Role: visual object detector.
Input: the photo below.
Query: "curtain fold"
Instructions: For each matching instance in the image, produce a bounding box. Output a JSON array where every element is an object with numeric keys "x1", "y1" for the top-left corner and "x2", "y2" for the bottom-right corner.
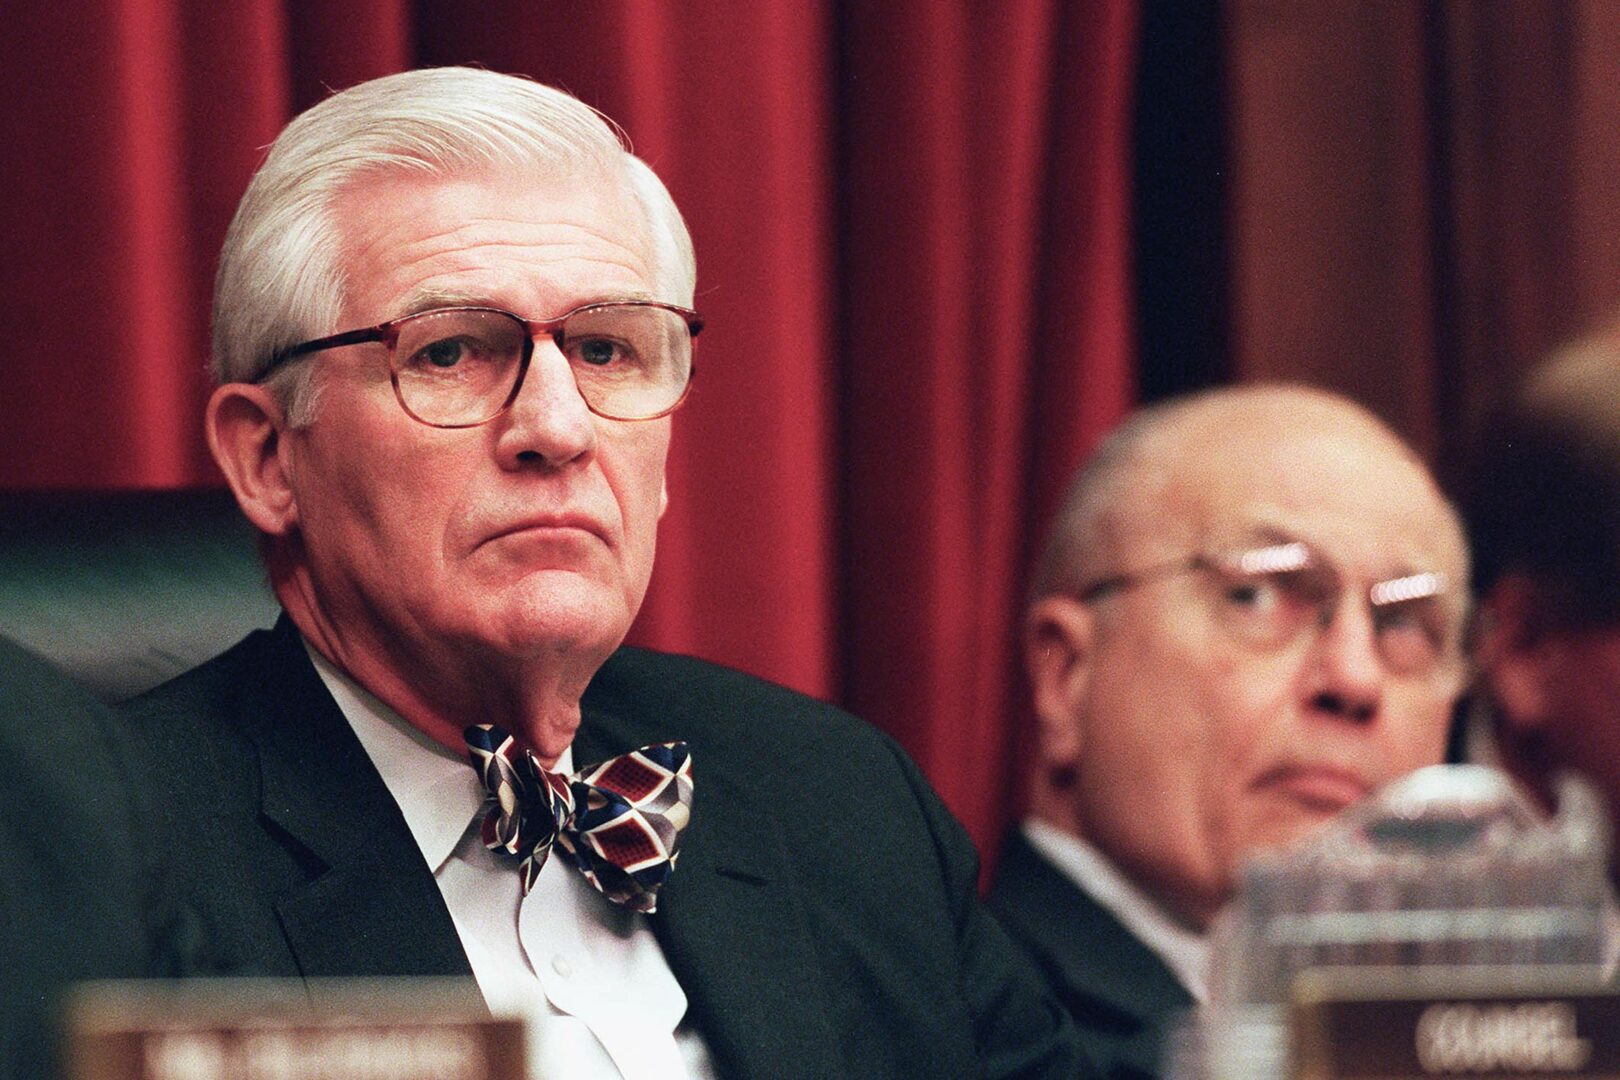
[
  {"x1": 839, "y1": 0, "x2": 1136, "y2": 855},
  {"x1": 0, "y1": 0, "x2": 1136, "y2": 856}
]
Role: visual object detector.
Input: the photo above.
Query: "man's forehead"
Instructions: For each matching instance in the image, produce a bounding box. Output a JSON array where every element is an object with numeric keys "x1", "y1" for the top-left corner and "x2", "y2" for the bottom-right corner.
[
  {"x1": 1201, "y1": 503, "x2": 1455, "y2": 574},
  {"x1": 333, "y1": 165, "x2": 637, "y2": 245},
  {"x1": 1137, "y1": 418, "x2": 1463, "y2": 576},
  {"x1": 330, "y1": 166, "x2": 657, "y2": 316}
]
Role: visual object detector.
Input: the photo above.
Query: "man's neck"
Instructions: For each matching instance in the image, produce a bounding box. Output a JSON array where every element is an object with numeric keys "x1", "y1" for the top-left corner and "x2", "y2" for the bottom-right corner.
[{"x1": 276, "y1": 574, "x2": 594, "y2": 767}]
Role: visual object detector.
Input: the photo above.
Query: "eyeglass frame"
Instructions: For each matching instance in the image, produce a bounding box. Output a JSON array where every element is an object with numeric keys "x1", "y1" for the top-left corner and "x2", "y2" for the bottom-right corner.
[
  {"x1": 255, "y1": 300, "x2": 705, "y2": 428},
  {"x1": 1074, "y1": 541, "x2": 1459, "y2": 677}
]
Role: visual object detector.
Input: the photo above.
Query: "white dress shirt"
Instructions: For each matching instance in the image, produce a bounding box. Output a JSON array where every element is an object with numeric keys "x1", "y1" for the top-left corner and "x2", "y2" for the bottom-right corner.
[
  {"x1": 1021, "y1": 819, "x2": 1211, "y2": 1002},
  {"x1": 308, "y1": 645, "x2": 716, "y2": 1079}
]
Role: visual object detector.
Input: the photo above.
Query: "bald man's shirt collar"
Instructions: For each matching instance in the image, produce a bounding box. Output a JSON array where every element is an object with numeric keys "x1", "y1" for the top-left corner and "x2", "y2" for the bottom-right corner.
[
  {"x1": 305, "y1": 641, "x2": 716, "y2": 1079},
  {"x1": 1022, "y1": 818, "x2": 1210, "y2": 1003}
]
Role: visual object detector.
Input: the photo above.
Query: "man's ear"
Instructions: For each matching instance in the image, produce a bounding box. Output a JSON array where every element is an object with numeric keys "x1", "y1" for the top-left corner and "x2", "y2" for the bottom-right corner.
[
  {"x1": 1475, "y1": 574, "x2": 1558, "y2": 731},
  {"x1": 206, "y1": 383, "x2": 299, "y2": 537},
  {"x1": 1025, "y1": 595, "x2": 1096, "y2": 770}
]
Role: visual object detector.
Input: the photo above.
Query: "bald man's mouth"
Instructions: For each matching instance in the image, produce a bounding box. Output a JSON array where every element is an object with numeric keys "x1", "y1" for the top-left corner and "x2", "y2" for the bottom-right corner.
[{"x1": 1255, "y1": 763, "x2": 1373, "y2": 814}]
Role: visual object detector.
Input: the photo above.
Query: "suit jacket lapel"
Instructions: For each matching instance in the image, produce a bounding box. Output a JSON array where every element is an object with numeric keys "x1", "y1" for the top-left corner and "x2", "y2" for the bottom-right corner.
[
  {"x1": 576, "y1": 698, "x2": 849, "y2": 1080},
  {"x1": 239, "y1": 618, "x2": 472, "y2": 981}
]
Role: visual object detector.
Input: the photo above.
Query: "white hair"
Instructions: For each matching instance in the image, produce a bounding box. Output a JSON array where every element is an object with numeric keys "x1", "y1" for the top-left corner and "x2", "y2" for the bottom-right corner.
[{"x1": 212, "y1": 67, "x2": 696, "y2": 424}]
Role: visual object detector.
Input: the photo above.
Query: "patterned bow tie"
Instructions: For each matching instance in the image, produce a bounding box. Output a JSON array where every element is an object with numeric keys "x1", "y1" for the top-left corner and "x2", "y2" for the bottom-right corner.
[{"x1": 464, "y1": 724, "x2": 693, "y2": 913}]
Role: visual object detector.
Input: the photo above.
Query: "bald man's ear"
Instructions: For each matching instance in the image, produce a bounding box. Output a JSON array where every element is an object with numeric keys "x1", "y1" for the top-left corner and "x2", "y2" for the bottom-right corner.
[
  {"x1": 1025, "y1": 595, "x2": 1096, "y2": 770},
  {"x1": 206, "y1": 383, "x2": 300, "y2": 537},
  {"x1": 1475, "y1": 574, "x2": 1559, "y2": 731}
]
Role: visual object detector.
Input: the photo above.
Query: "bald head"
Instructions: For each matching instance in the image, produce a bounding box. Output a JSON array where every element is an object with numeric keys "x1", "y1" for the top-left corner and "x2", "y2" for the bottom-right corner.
[
  {"x1": 1034, "y1": 385, "x2": 1463, "y2": 602},
  {"x1": 1025, "y1": 384, "x2": 1468, "y2": 927}
]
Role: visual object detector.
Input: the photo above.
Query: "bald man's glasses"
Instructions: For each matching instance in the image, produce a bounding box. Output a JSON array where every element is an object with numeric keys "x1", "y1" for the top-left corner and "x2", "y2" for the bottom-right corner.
[
  {"x1": 1077, "y1": 541, "x2": 1454, "y2": 676},
  {"x1": 262, "y1": 302, "x2": 703, "y2": 427}
]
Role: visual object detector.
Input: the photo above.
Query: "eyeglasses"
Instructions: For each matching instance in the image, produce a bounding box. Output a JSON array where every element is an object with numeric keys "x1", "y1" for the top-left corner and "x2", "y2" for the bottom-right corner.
[
  {"x1": 261, "y1": 301, "x2": 703, "y2": 427},
  {"x1": 1077, "y1": 540, "x2": 1455, "y2": 677}
]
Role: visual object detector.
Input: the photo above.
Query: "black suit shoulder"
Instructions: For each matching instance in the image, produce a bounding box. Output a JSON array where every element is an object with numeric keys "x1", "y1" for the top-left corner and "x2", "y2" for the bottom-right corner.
[
  {"x1": 120, "y1": 626, "x2": 273, "y2": 789},
  {"x1": 0, "y1": 637, "x2": 173, "y2": 957},
  {"x1": 122, "y1": 621, "x2": 283, "y2": 732},
  {"x1": 586, "y1": 645, "x2": 907, "y2": 770},
  {"x1": 586, "y1": 646, "x2": 989, "y2": 915},
  {"x1": 990, "y1": 831, "x2": 1194, "y2": 1080},
  {"x1": 119, "y1": 622, "x2": 455, "y2": 980},
  {"x1": 0, "y1": 638, "x2": 180, "y2": 1080}
]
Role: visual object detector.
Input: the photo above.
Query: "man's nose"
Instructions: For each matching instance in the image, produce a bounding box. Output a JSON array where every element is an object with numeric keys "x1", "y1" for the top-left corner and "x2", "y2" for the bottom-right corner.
[
  {"x1": 493, "y1": 337, "x2": 597, "y2": 466},
  {"x1": 1304, "y1": 596, "x2": 1384, "y2": 724}
]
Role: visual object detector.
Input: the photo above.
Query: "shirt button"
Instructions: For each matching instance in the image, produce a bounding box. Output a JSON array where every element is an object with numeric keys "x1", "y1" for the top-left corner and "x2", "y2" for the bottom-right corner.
[{"x1": 551, "y1": 955, "x2": 572, "y2": 978}]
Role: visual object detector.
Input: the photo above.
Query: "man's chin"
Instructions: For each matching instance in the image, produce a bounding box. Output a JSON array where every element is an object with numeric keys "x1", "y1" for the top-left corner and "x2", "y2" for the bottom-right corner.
[{"x1": 478, "y1": 580, "x2": 636, "y2": 659}]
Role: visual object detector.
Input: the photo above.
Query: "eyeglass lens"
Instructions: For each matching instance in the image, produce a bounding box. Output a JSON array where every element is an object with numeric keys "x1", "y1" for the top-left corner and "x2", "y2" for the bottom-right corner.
[
  {"x1": 1202, "y1": 542, "x2": 1451, "y2": 675},
  {"x1": 390, "y1": 305, "x2": 693, "y2": 426}
]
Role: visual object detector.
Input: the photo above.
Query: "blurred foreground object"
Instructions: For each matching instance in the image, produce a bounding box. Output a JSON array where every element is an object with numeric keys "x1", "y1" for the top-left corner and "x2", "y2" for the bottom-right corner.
[
  {"x1": 64, "y1": 979, "x2": 522, "y2": 1080},
  {"x1": 1165, "y1": 765, "x2": 1619, "y2": 1079}
]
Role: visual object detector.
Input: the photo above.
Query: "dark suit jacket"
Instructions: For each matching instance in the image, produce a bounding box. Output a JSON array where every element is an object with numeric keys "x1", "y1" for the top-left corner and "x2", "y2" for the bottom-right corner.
[
  {"x1": 0, "y1": 637, "x2": 182, "y2": 1080},
  {"x1": 121, "y1": 617, "x2": 1087, "y2": 1079},
  {"x1": 989, "y1": 832, "x2": 1194, "y2": 1080}
]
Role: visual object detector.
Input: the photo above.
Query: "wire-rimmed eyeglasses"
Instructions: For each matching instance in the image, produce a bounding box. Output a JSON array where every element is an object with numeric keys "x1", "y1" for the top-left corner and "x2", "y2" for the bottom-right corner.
[
  {"x1": 1077, "y1": 540, "x2": 1456, "y2": 677},
  {"x1": 260, "y1": 301, "x2": 704, "y2": 427}
]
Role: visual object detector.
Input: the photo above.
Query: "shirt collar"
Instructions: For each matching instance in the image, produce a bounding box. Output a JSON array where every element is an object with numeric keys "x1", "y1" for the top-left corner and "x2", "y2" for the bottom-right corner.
[
  {"x1": 303, "y1": 639, "x2": 575, "y2": 872},
  {"x1": 1021, "y1": 818, "x2": 1211, "y2": 1002}
]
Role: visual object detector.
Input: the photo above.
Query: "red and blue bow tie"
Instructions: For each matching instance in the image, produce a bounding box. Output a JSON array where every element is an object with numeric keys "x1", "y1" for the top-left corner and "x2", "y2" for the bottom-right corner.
[{"x1": 464, "y1": 724, "x2": 694, "y2": 913}]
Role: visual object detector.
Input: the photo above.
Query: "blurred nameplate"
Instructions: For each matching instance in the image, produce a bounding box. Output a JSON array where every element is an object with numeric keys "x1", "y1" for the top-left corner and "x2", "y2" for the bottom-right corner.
[
  {"x1": 1292, "y1": 966, "x2": 1620, "y2": 1080},
  {"x1": 64, "y1": 978, "x2": 525, "y2": 1080}
]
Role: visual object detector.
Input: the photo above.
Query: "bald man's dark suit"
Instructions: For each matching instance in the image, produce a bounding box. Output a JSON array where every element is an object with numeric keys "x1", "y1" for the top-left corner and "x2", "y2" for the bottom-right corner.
[
  {"x1": 989, "y1": 832, "x2": 1194, "y2": 1080},
  {"x1": 121, "y1": 617, "x2": 1087, "y2": 1079}
]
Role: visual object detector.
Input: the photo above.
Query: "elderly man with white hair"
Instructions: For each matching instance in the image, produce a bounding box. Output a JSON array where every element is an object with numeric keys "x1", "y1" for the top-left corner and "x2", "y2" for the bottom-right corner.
[{"x1": 123, "y1": 68, "x2": 1085, "y2": 1080}]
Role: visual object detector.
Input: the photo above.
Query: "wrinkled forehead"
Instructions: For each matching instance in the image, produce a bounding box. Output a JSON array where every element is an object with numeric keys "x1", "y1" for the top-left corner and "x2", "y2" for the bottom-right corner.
[{"x1": 328, "y1": 162, "x2": 664, "y2": 304}]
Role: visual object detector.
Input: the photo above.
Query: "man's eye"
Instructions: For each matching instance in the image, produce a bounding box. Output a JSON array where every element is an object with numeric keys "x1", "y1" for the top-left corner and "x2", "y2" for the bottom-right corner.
[
  {"x1": 1374, "y1": 602, "x2": 1439, "y2": 643},
  {"x1": 415, "y1": 339, "x2": 469, "y2": 369},
  {"x1": 1375, "y1": 602, "x2": 1445, "y2": 670},
  {"x1": 572, "y1": 337, "x2": 630, "y2": 367},
  {"x1": 1375, "y1": 607, "x2": 1417, "y2": 630},
  {"x1": 1224, "y1": 577, "x2": 1279, "y2": 609}
]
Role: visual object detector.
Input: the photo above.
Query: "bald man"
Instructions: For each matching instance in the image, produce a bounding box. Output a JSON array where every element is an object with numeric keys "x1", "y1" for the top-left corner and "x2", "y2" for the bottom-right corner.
[{"x1": 989, "y1": 385, "x2": 1470, "y2": 1079}]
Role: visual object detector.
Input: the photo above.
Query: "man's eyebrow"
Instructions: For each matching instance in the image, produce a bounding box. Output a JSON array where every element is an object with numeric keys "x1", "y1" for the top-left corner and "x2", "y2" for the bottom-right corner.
[
  {"x1": 394, "y1": 289, "x2": 487, "y2": 316},
  {"x1": 391, "y1": 287, "x2": 667, "y2": 319}
]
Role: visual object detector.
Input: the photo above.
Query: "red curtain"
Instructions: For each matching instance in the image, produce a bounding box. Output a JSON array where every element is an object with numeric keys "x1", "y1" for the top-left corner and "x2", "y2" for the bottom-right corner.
[
  {"x1": 1223, "y1": 0, "x2": 1620, "y2": 479},
  {"x1": 0, "y1": 1, "x2": 1136, "y2": 859}
]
